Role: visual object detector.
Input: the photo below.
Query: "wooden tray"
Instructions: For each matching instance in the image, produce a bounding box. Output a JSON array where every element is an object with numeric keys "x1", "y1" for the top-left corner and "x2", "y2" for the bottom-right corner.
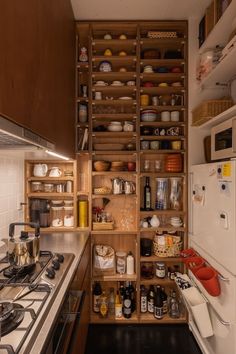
[{"x1": 93, "y1": 222, "x2": 114, "y2": 230}]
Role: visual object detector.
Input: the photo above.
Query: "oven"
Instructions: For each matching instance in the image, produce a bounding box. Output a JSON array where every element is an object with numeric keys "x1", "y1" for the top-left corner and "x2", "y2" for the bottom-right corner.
[{"x1": 211, "y1": 117, "x2": 236, "y2": 160}]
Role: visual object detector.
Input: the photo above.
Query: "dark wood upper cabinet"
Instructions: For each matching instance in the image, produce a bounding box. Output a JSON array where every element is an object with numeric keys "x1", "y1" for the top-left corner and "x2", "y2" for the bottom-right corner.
[{"x1": 0, "y1": 0, "x2": 75, "y2": 157}]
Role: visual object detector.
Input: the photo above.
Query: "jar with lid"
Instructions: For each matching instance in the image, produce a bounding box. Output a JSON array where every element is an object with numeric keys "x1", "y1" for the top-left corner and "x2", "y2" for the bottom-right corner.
[
  {"x1": 155, "y1": 262, "x2": 166, "y2": 278},
  {"x1": 51, "y1": 206, "x2": 63, "y2": 227},
  {"x1": 44, "y1": 183, "x2": 54, "y2": 193},
  {"x1": 31, "y1": 182, "x2": 43, "y2": 192},
  {"x1": 63, "y1": 206, "x2": 74, "y2": 227},
  {"x1": 116, "y1": 251, "x2": 127, "y2": 274}
]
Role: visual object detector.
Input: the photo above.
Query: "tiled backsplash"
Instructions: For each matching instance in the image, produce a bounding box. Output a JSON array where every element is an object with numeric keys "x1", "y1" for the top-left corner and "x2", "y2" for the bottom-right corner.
[{"x1": 0, "y1": 153, "x2": 24, "y2": 240}]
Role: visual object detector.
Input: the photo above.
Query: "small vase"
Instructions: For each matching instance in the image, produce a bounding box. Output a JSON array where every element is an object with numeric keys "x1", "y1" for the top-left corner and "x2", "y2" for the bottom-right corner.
[{"x1": 79, "y1": 47, "x2": 88, "y2": 62}]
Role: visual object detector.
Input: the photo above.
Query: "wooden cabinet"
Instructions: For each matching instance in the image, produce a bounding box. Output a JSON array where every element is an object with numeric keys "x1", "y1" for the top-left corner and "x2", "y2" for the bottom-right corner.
[
  {"x1": 25, "y1": 160, "x2": 77, "y2": 231},
  {"x1": 76, "y1": 20, "x2": 188, "y2": 324},
  {"x1": 0, "y1": 0, "x2": 75, "y2": 157}
]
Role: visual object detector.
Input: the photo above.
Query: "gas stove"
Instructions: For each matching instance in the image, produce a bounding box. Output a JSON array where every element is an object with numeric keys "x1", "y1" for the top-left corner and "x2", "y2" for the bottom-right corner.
[{"x1": 0, "y1": 250, "x2": 75, "y2": 354}]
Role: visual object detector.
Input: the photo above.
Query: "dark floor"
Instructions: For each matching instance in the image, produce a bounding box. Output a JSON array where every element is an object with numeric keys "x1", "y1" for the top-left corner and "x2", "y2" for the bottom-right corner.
[{"x1": 85, "y1": 324, "x2": 203, "y2": 354}]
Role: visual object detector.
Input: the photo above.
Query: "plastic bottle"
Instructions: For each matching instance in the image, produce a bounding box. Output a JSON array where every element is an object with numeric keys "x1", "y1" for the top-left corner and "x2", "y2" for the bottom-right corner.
[{"x1": 126, "y1": 252, "x2": 134, "y2": 275}]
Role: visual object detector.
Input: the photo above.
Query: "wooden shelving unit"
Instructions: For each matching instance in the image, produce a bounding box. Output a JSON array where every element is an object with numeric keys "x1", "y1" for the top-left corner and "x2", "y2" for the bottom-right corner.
[{"x1": 76, "y1": 20, "x2": 188, "y2": 324}]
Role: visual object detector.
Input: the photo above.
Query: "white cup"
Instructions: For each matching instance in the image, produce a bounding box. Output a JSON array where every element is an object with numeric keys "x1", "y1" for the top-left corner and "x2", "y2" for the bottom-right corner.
[
  {"x1": 171, "y1": 111, "x2": 180, "y2": 121},
  {"x1": 95, "y1": 91, "x2": 102, "y2": 100},
  {"x1": 161, "y1": 111, "x2": 170, "y2": 122}
]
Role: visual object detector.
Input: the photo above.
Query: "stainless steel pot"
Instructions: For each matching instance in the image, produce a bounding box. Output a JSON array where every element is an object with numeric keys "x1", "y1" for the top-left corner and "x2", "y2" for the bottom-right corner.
[{"x1": 8, "y1": 222, "x2": 40, "y2": 267}]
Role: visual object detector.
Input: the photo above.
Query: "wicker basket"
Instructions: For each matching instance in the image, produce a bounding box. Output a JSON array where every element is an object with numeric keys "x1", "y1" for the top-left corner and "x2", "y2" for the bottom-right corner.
[
  {"x1": 192, "y1": 99, "x2": 233, "y2": 126},
  {"x1": 153, "y1": 236, "x2": 182, "y2": 257}
]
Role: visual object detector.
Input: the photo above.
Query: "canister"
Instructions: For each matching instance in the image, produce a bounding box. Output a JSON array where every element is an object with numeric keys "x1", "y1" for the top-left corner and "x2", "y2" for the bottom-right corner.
[
  {"x1": 155, "y1": 262, "x2": 166, "y2": 278},
  {"x1": 116, "y1": 251, "x2": 127, "y2": 274},
  {"x1": 141, "y1": 94, "x2": 149, "y2": 106},
  {"x1": 78, "y1": 200, "x2": 88, "y2": 227},
  {"x1": 64, "y1": 206, "x2": 74, "y2": 227}
]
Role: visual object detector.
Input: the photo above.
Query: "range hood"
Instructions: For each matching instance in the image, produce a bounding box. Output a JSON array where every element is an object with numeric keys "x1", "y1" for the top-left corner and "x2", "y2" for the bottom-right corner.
[{"x1": 0, "y1": 114, "x2": 55, "y2": 151}]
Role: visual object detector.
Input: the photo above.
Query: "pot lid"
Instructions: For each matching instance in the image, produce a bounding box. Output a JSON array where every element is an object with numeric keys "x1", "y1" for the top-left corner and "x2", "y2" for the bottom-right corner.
[{"x1": 9, "y1": 231, "x2": 39, "y2": 243}]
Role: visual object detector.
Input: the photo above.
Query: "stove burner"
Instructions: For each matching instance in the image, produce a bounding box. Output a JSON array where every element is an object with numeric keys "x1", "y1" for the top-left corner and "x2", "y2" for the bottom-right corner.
[
  {"x1": 0, "y1": 302, "x2": 24, "y2": 336},
  {"x1": 3, "y1": 263, "x2": 36, "y2": 279}
]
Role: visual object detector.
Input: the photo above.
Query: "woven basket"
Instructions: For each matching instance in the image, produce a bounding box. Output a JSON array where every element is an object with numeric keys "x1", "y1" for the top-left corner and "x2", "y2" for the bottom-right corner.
[
  {"x1": 153, "y1": 236, "x2": 182, "y2": 257},
  {"x1": 192, "y1": 99, "x2": 233, "y2": 126}
]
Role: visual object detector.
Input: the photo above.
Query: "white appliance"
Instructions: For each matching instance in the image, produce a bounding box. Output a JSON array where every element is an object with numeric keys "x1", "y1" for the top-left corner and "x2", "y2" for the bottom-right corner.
[{"x1": 189, "y1": 160, "x2": 236, "y2": 354}]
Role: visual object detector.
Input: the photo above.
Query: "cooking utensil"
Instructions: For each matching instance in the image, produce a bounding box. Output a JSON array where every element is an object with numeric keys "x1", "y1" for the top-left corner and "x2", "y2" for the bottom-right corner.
[{"x1": 8, "y1": 222, "x2": 40, "y2": 267}]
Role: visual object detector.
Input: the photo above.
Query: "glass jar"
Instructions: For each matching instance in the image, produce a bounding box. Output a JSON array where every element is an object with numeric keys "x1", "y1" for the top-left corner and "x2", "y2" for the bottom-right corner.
[
  {"x1": 141, "y1": 262, "x2": 154, "y2": 279},
  {"x1": 155, "y1": 262, "x2": 166, "y2": 278},
  {"x1": 116, "y1": 251, "x2": 127, "y2": 274},
  {"x1": 155, "y1": 178, "x2": 168, "y2": 210},
  {"x1": 44, "y1": 183, "x2": 54, "y2": 193},
  {"x1": 51, "y1": 207, "x2": 63, "y2": 227},
  {"x1": 63, "y1": 206, "x2": 74, "y2": 227},
  {"x1": 31, "y1": 182, "x2": 43, "y2": 192},
  {"x1": 169, "y1": 177, "x2": 182, "y2": 210}
]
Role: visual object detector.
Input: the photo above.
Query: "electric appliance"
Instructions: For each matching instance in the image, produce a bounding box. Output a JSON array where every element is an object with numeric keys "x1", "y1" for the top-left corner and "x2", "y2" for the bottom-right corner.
[
  {"x1": 188, "y1": 160, "x2": 236, "y2": 354},
  {"x1": 211, "y1": 117, "x2": 236, "y2": 160}
]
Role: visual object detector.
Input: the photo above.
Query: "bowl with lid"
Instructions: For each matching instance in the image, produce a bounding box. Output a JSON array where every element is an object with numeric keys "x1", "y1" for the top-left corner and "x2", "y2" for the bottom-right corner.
[{"x1": 107, "y1": 121, "x2": 123, "y2": 132}]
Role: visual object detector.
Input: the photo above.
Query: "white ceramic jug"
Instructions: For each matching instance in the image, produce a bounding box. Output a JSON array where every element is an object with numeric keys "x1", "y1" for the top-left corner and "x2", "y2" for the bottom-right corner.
[{"x1": 33, "y1": 164, "x2": 48, "y2": 177}]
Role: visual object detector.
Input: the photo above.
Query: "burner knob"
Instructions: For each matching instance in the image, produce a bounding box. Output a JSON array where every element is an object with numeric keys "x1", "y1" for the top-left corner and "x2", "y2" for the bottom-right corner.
[
  {"x1": 52, "y1": 259, "x2": 60, "y2": 270},
  {"x1": 56, "y1": 254, "x2": 64, "y2": 263},
  {"x1": 45, "y1": 267, "x2": 55, "y2": 279}
]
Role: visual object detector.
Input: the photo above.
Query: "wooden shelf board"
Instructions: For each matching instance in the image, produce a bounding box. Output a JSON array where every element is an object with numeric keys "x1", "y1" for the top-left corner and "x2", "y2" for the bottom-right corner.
[
  {"x1": 92, "y1": 72, "x2": 136, "y2": 79},
  {"x1": 91, "y1": 230, "x2": 138, "y2": 235},
  {"x1": 140, "y1": 59, "x2": 185, "y2": 66},
  {"x1": 140, "y1": 38, "x2": 186, "y2": 45},
  {"x1": 92, "y1": 274, "x2": 137, "y2": 281},
  {"x1": 92, "y1": 114, "x2": 137, "y2": 120},
  {"x1": 140, "y1": 210, "x2": 185, "y2": 216},
  {"x1": 140, "y1": 172, "x2": 185, "y2": 177},
  {"x1": 140, "y1": 226, "x2": 186, "y2": 232},
  {"x1": 27, "y1": 192, "x2": 74, "y2": 198},
  {"x1": 92, "y1": 150, "x2": 137, "y2": 155},
  {"x1": 140, "y1": 135, "x2": 185, "y2": 140},
  {"x1": 92, "y1": 194, "x2": 137, "y2": 199},
  {"x1": 140, "y1": 121, "x2": 184, "y2": 126},
  {"x1": 92, "y1": 55, "x2": 137, "y2": 62},
  {"x1": 140, "y1": 278, "x2": 175, "y2": 285},
  {"x1": 92, "y1": 39, "x2": 137, "y2": 46},
  {"x1": 92, "y1": 132, "x2": 136, "y2": 138},
  {"x1": 140, "y1": 87, "x2": 185, "y2": 94},
  {"x1": 90, "y1": 313, "x2": 138, "y2": 324},
  {"x1": 92, "y1": 171, "x2": 137, "y2": 176},
  {"x1": 28, "y1": 176, "x2": 74, "y2": 181},
  {"x1": 140, "y1": 313, "x2": 187, "y2": 323},
  {"x1": 92, "y1": 99, "x2": 136, "y2": 105},
  {"x1": 140, "y1": 105, "x2": 186, "y2": 111},
  {"x1": 140, "y1": 149, "x2": 185, "y2": 154},
  {"x1": 140, "y1": 73, "x2": 185, "y2": 80},
  {"x1": 140, "y1": 256, "x2": 183, "y2": 262}
]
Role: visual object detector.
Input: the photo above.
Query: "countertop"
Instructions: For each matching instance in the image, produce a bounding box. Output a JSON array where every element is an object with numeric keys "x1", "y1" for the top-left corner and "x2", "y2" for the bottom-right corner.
[{"x1": 11, "y1": 231, "x2": 90, "y2": 354}]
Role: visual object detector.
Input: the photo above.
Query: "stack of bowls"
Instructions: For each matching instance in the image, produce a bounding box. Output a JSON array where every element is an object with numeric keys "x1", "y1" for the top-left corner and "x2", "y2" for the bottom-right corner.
[
  {"x1": 143, "y1": 65, "x2": 154, "y2": 73},
  {"x1": 141, "y1": 109, "x2": 157, "y2": 122},
  {"x1": 165, "y1": 154, "x2": 182, "y2": 172},
  {"x1": 94, "y1": 161, "x2": 111, "y2": 172},
  {"x1": 170, "y1": 216, "x2": 183, "y2": 227}
]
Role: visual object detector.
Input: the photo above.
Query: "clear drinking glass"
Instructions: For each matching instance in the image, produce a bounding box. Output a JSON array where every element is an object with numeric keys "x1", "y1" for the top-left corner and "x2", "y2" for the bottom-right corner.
[{"x1": 155, "y1": 178, "x2": 168, "y2": 210}]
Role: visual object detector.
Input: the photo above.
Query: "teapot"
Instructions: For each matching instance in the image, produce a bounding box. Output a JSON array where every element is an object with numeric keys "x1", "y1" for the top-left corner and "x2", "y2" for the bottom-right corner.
[
  {"x1": 33, "y1": 164, "x2": 48, "y2": 177},
  {"x1": 49, "y1": 167, "x2": 62, "y2": 178}
]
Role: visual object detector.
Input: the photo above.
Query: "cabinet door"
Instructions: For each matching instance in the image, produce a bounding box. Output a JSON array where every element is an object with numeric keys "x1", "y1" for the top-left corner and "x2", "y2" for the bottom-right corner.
[{"x1": 0, "y1": 0, "x2": 75, "y2": 157}]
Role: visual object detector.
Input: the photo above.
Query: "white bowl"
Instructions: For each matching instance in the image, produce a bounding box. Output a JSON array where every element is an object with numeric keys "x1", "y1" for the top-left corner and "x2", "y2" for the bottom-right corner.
[
  {"x1": 107, "y1": 125, "x2": 123, "y2": 132},
  {"x1": 141, "y1": 113, "x2": 157, "y2": 122}
]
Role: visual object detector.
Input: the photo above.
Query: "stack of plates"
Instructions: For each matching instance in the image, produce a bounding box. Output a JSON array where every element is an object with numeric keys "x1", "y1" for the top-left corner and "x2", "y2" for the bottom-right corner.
[
  {"x1": 141, "y1": 109, "x2": 157, "y2": 122},
  {"x1": 170, "y1": 216, "x2": 183, "y2": 227},
  {"x1": 110, "y1": 161, "x2": 125, "y2": 171}
]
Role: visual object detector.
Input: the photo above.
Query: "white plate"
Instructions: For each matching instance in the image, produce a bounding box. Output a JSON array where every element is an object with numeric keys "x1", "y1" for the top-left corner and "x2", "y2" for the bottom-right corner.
[
  {"x1": 111, "y1": 83, "x2": 124, "y2": 86},
  {"x1": 119, "y1": 96, "x2": 133, "y2": 100}
]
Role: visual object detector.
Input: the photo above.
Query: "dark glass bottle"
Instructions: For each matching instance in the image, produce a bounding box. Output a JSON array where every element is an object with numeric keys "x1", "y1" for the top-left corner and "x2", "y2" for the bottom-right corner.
[
  {"x1": 123, "y1": 288, "x2": 132, "y2": 319},
  {"x1": 127, "y1": 281, "x2": 136, "y2": 312},
  {"x1": 144, "y1": 177, "x2": 151, "y2": 210},
  {"x1": 154, "y1": 285, "x2": 163, "y2": 319},
  {"x1": 161, "y1": 287, "x2": 168, "y2": 314},
  {"x1": 147, "y1": 285, "x2": 155, "y2": 313},
  {"x1": 93, "y1": 281, "x2": 102, "y2": 313},
  {"x1": 140, "y1": 285, "x2": 148, "y2": 313}
]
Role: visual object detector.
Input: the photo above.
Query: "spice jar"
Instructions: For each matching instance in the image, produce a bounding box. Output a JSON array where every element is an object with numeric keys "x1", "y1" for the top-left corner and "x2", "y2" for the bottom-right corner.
[
  {"x1": 64, "y1": 206, "x2": 74, "y2": 227},
  {"x1": 51, "y1": 207, "x2": 63, "y2": 227},
  {"x1": 31, "y1": 182, "x2": 43, "y2": 192},
  {"x1": 155, "y1": 262, "x2": 166, "y2": 278}
]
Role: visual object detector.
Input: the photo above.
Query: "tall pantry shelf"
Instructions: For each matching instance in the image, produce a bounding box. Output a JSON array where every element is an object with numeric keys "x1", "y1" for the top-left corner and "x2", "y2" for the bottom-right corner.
[{"x1": 75, "y1": 20, "x2": 188, "y2": 324}]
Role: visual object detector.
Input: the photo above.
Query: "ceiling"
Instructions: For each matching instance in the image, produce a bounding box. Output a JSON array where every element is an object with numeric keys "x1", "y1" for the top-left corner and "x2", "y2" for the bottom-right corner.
[{"x1": 71, "y1": 0, "x2": 212, "y2": 21}]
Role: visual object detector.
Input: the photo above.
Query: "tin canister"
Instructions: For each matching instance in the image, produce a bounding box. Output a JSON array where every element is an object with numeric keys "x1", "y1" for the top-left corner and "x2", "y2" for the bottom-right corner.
[
  {"x1": 141, "y1": 94, "x2": 149, "y2": 106},
  {"x1": 78, "y1": 200, "x2": 88, "y2": 227}
]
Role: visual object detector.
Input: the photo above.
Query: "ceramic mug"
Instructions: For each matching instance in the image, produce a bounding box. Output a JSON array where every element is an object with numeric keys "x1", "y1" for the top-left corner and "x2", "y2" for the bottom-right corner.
[
  {"x1": 171, "y1": 111, "x2": 180, "y2": 121},
  {"x1": 49, "y1": 167, "x2": 62, "y2": 177},
  {"x1": 95, "y1": 91, "x2": 102, "y2": 100},
  {"x1": 141, "y1": 141, "x2": 150, "y2": 150},
  {"x1": 171, "y1": 141, "x2": 182, "y2": 150},
  {"x1": 141, "y1": 94, "x2": 149, "y2": 106},
  {"x1": 161, "y1": 111, "x2": 170, "y2": 122},
  {"x1": 150, "y1": 141, "x2": 160, "y2": 150},
  {"x1": 33, "y1": 164, "x2": 48, "y2": 177}
]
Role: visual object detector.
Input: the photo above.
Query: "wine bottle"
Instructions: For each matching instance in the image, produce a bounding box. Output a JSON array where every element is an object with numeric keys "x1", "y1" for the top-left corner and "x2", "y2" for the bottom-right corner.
[
  {"x1": 123, "y1": 288, "x2": 132, "y2": 318},
  {"x1": 147, "y1": 285, "x2": 155, "y2": 313},
  {"x1": 161, "y1": 287, "x2": 168, "y2": 314},
  {"x1": 140, "y1": 285, "x2": 148, "y2": 313},
  {"x1": 154, "y1": 285, "x2": 163, "y2": 319},
  {"x1": 92, "y1": 281, "x2": 102, "y2": 313},
  {"x1": 144, "y1": 177, "x2": 151, "y2": 210},
  {"x1": 108, "y1": 287, "x2": 115, "y2": 316}
]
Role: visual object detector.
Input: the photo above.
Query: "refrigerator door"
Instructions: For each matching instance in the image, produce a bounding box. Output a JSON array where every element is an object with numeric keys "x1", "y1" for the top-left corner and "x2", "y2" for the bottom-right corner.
[{"x1": 190, "y1": 161, "x2": 236, "y2": 275}]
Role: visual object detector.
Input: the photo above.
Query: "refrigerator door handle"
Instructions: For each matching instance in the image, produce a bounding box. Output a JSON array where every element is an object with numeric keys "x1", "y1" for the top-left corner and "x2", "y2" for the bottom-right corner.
[
  {"x1": 218, "y1": 273, "x2": 230, "y2": 282},
  {"x1": 189, "y1": 172, "x2": 194, "y2": 235}
]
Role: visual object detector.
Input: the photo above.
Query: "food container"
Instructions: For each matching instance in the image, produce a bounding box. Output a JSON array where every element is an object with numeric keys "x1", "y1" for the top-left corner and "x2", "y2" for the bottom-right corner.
[
  {"x1": 51, "y1": 200, "x2": 64, "y2": 207},
  {"x1": 78, "y1": 200, "x2": 88, "y2": 227},
  {"x1": 155, "y1": 262, "x2": 166, "y2": 278},
  {"x1": 31, "y1": 182, "x2": 43, "y2": 193},
  {"x1": 141, "y1": 262, "x2": 154, "y2": 279},
  {"x1": 141, "y1": 109, "x2": 157, "y2": 122},
  {"x1": 116, "y1": 251, "x2": 127, "y2": 274},
  {"x1": 141, "y1": 94, "x2": 149, "y2": 106},
  {"x1": 64, "y1": 206, "x2": 74, "y2": 227},
  {"x1": 51, "y1": 207, "x2": 63, "y2": 227},
  {"x1": 44, "y1": 183, "x2": 54, "y2": 193}
]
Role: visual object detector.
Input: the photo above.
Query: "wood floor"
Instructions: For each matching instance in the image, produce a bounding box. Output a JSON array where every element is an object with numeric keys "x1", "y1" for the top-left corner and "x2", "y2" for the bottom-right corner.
[{"x1": 85, "y1": 324, "x2": 203, "y2": 354}]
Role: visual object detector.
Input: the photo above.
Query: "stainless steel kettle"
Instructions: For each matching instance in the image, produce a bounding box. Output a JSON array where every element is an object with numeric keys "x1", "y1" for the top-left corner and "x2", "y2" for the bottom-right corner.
[
  {"x1": 8, "y1": 222, "x2": 40, "y2": 267},
  {"x1": 111, "y1": 177, "x2": 124, "y2": 194}
]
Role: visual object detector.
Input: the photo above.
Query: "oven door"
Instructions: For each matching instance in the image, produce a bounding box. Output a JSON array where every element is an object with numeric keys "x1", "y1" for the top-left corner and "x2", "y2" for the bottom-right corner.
[{"x1": 52, "y1": 289, "x2": 85, "y2": 354}]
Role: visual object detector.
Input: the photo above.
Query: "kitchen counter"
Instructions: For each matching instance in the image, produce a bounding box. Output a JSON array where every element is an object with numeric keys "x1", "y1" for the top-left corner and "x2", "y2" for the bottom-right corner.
[{"x1": 17, "y1": 231, "x2": 90, "y2": 354}]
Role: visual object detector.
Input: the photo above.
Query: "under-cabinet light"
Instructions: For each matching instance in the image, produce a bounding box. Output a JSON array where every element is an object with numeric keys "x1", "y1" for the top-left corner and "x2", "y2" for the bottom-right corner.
[{"x1": 45, "y1": 150, "x2": 70, "y2": 161}]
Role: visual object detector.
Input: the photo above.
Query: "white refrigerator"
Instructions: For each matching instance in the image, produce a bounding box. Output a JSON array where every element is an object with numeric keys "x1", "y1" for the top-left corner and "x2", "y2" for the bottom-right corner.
[{"x1": 188, "y1": 160, "x2": 236, "y2": 354}]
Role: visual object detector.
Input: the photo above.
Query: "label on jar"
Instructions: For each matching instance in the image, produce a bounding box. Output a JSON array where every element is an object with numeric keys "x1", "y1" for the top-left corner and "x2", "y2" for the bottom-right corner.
[
  {"x1": 116, "y1": 256, "x2": 126, "y2": 274},
  {"x1": 155, "y1": 268, "x2": 165, "y2": 278}
]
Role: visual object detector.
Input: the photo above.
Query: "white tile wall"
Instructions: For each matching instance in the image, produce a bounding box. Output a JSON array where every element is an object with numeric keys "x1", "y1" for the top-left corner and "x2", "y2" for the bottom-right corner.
[{"x1": 0, "y1": 152, "x2": 24, "y2": 240}]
